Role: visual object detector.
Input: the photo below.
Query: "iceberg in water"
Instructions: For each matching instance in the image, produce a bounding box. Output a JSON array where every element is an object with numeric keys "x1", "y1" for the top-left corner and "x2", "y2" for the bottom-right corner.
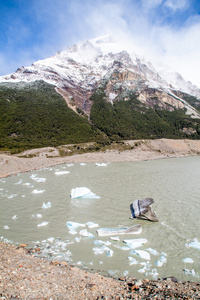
[
  {"x1": 66, "y1": 221, "x2": 85, "y2": 234},
  {"x1": 70, "y1": 187, "x2": 100, "y2": 199},
  {"x1": 37, "y1": 221, "x2": 49, "y2": 227},
  {"x1": 42, "y1": 202, "x2": 51, "y2": 209},
  {"x1": 79, "y1": 229, "x2": 95, "y2": 238},
  {"x1": 130, "y1": 249, "x2": 151, "y2": 260},
  {"x1": 183, "y1": 258, "x2": 194, "y2": 263},
  {"x1": 186, "y1": 238, "x2": 200, "y2": 250},
  {"x1": 55, "y1": 171, "x2": 70, "y2": 175},
  {"x1": 123, "y1": 238, "x2": 148, "y2": 249},
  {"x1": 95, "y1": 163, "x2": 108, "y2": 167}
]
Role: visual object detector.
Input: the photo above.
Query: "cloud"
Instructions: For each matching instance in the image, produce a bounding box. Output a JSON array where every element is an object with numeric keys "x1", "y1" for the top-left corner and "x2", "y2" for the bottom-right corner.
[
  {"x1": 164, "y1": 0, "x2": 189, "y2": 11},
  {"x1": 0, "y1": 0, "x2": 200, "y2": 87}
]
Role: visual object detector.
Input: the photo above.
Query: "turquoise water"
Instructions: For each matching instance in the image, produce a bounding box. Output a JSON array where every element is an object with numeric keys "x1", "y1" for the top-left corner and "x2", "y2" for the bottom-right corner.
[{"x1": 1, "y1": 156, "x2": 200, "y2": 281}]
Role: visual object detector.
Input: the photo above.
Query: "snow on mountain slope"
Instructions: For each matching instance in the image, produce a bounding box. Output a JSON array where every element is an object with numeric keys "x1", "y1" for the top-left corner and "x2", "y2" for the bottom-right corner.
[{"x1": 0, "y1": 35, "x2": 200, "y2": 116}]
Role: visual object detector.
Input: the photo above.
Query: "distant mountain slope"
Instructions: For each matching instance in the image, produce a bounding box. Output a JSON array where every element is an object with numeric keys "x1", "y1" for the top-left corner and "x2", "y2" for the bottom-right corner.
[
  {"x1": 0, "y1": 81, "x2": 102, "y2": 151},
  {"x1": 1, "y1": 36, "x2": 200, "y2": 151}
]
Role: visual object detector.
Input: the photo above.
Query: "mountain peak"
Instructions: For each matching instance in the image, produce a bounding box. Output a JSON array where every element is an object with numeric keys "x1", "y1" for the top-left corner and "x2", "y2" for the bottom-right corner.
[{"x1": 0, "y1": 35, "x2": 200, "y2": 106}]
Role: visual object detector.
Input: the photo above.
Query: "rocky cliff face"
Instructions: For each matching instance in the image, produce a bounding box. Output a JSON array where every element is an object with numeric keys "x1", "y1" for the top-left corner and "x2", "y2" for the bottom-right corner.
[{"x1": 0, "y1": 35, "x2": 200, "y2": 118}]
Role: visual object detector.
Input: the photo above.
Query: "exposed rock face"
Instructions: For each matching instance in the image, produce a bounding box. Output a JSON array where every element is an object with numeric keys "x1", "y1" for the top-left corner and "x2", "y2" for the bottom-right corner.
[{"x1": 0, "y1": 35, "x2": 200, "y2": 117}]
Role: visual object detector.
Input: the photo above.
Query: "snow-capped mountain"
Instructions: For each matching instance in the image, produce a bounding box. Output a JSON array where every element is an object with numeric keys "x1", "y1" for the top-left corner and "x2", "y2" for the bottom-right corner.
[{"x1": 1, "y1": 35, "x2": 200, "y2": 117}]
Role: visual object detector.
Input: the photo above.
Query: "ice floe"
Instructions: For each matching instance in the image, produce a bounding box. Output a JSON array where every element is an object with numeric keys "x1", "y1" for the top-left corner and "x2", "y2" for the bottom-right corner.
[
  {"x1": 70, "y1": 187, "x2": 100, "y2": 199},
  {"x1": 66, "y1": 221, "x2": 85, "y2": 229},
  {"x1": 42, "y1": 201, "x2": 51, "y2": 209},
  {"x1": 55, "y1": 171, "x2": 70, "y2": 175},
  {"x1": 32, "y1": 189, "x2": 45, "y2": 194},
  {"x1": 7, "y1": 194, "x2": 18, "y2": 199},
  {"x1": 155, "y1": 252, "x2": 167, "y2": 267},
  {"x1": 184, "y1": 269, "x2": 199, "y2": 278},
  {"x1": 183, "y1": 258, "x2": 194, "y2": 263},
  {"x1": 37, "y1": 221, "x2": 49, "y2": 227},
  {"x1": 32, "y1": 213, "x2": 43, "y2": 218},
  {"x1": 95, "y1": 163, "x2": 108, "y2": 167},
  {"x1": 86, "y1": 221, "x2": 99, "y2": 228},
  {"x1": 97, "y1": 224, "x2": 142, "y2": 236},
  {"x1": 130, "y1": 249, "x2": 151, "y2": 260},
  {"x1": 186, "y1": 238, "x2": 200, "y2": 250},
  {"x1": 79, "y1": 229, "x2": 95, "y2": 238},
  {"x1": 123, "y1": 238, "x2": 148, "y2": 249},
  {"x1": 3, "y1": 225, "x2": 9, "y2": 230},
  {"x1": 30, "y1": 174, "x2": 46, "y2": 182},
  {"x1": 12, "y1": 215, "x2": 18, "y2": 220},
  {"x1": 146, "y1": 248, "x2": 159, "y2": 256},
  {"x1": 127, "y1": 256, "x2": 138, "y2": 265},
  {"x1": 92, "y1": 245, "x2": 113, "y2": 256}
]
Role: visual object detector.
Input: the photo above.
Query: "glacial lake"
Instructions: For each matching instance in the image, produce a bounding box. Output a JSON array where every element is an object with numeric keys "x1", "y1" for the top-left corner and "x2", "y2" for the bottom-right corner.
[{"x1": 1, "y1": 156, "x2": 200, "y2": 281}]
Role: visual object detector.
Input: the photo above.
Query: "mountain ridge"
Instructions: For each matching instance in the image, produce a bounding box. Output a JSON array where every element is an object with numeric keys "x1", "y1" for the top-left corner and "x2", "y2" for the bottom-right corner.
[{"x1": 1, "y1": 36, "x2": 200, "y2": 151}]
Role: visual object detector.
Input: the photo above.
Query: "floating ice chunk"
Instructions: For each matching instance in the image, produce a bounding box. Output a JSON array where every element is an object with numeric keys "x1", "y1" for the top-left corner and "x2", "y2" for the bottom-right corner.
[
  {"x1": 115, "y1": 245, "x2": 131, "y2": 251},
  {"x1": 160, "y1": 253, "x2": 167, "y2": 263},
  {"x1": 14, "y1": 179, "x2": 23, "y2": 185},
  {"x1": 86, "y1": 221, "x2": 99, "y2": 228},
  {"x1": 42, "y1": 202, "x2": 51, "y2": 209},
  {"x1": 184, "y1": 269, "x2": 199, "y2": 277},
  {"x1": 149, "y1": 268, "x2": 159, "y2": 280},
  {"x1": 30, "y1": 174, "x2": 46, "y2": 182},
  {"x1": 80, "y1": 163, "x2": 86, "y2": 166},
  {"x1": 23, "y1": 182, "x2": 31, "y2": 186},
  {"x1": 70, "y1": 187, "x2": 100, "y2": 199},
  {"x1": 35, "y1": 178, "x2": 46, "y2": 183},
  {"x1": 108, "y1": 270, "x2": 118, "y2": 276},
  {"x1": 75, "y1": 237, "x2": 81, "y2": 242},
  {"x1": 97, "y1": 225, "x2": 142, "y2": 236},
  {"x1": 127, "y1": 256, "x2": 138, "y2": 265},
  {"x1": 123, "y1": 238, "x2": 148, "y2": 249},
  {"x1": 37, "y1": 221, "x2": 49, "y2": 227},
  {"x1": 123, "y1": 270, "x2": 129, "y2": 276},
  {"x1": 69, "y1": 230, "x2": 78, "y2": 235},
  {"x1": 66, "y1": 163, "x2": 73, "y2": 167},
  {"x1": 47, "y1": 237, "x2": 55, "y2": 243},
  {"x1": 186, "y1": 239, "x2": 200, "y2": 250},
  {"x1": 4, "y1": 225, "x2": 9, "y2": 230},
  {"x1": 93, "y1": 240, "x2": 111, "y2": 246},
  {"x1": 155, "y1": 260, "x2": 164, "y2": 267},
  {"x1": 8, "y1": 194, "x2": 17, "y2": 199},
  {"x1": 138, "y1": 266, "x2": 146, "y2": 273},
  {"x1": 106, "y1": 249, "x2": 113, "y2": 257},
  {"x1": 93, "y1": 240, "x2": 105, "y2": 246},
  {"x1": 66, "y1": 221, "x2": 85, "y2": 229},
  {"x1": 95, "y1": 163, "x2": 108, "y2": 167},
  {"x1": 32, "y1": 213, "x2": 43, "y2": 218},
  {"x1": 79, "y1": 229, "x2": 95, "y2": 238},
  {"x1": 155, "y1": 253, "x2": 167, "y2": 267},
  {"x1": 32, "y1": 189, "x2": 45, "y2": 194},
  {"x1": 110, "y1": 236, "x2": 120, "y2": 241},
  {"x1": 146, "y1": 248, "x2": 159, "y2": 256},
  {"x1": 55, "y1": 171, "x2": 70, "y2": 175},
  {"x1": 183, "y1": 258, "x2": 194, "y2": 263},
  {"x1": 130, "y1": 250, "x2": 151, "y2": 260},
  {"x1": 12, "y1": 215, "x2": 18, "y2": 220},
  {"x1": 93, "y1": 245, "x2": 111, "y2": 255}
]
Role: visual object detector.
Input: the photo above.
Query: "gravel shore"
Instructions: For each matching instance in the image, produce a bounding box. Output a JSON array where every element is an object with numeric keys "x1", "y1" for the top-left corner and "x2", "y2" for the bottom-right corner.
[
  {"x1": 1, "y1": 242, "x2": 200, "y2": 299},
  {"x1": 1, "y1": 139, "x2": 200, "y2": 299}
]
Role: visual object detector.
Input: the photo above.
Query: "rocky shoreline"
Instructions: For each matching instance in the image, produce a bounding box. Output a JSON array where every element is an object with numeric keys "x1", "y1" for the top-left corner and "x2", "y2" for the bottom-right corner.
[
  {"x1": 1, "y1": 242, "x2": 200, "y2": 299},
  {"x1": 1, "y1": 138, "x2": 200, "y2": 299}
]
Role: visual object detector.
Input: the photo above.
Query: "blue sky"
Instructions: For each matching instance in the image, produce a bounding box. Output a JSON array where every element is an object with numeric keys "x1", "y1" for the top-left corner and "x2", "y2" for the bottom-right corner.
[{"x1": 1, "y1": 0, "x2": 200, "y2": 86}]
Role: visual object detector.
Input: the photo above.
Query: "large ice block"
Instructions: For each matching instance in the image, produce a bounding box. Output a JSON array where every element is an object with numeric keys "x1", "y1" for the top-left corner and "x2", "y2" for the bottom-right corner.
[{"x1": 70, "y1": 187, "x2": 100, "y2": 199}]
